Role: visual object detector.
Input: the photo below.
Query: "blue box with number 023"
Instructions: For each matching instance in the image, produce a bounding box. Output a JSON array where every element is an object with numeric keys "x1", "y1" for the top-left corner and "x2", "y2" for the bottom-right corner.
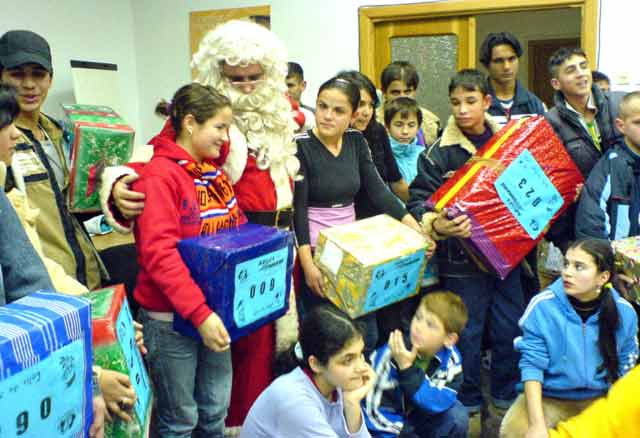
[
  {"x1": 0, "y1": 292, "x2": 93, "y2": 438},
  {"x1": 175, "y1": 223, "x2": 294, "y2": 341}
]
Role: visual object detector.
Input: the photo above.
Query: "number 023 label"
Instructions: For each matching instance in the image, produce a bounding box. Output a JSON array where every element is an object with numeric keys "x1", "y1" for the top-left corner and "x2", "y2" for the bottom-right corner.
[{"x1": 494, "y1": 149, "x2": 563, "y2": 239}]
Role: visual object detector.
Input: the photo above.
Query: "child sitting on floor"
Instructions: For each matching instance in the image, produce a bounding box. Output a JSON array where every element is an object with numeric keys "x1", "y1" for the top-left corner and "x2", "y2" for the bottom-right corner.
[{"x1": 364, "y1": 291, "x2": 469, "y2": 438}]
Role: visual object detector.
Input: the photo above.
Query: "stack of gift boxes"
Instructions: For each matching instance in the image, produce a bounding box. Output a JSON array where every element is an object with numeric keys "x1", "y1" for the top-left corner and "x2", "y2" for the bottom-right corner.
[{"x1": 61, "y1": 104, "x2": 135, "y2": 213}]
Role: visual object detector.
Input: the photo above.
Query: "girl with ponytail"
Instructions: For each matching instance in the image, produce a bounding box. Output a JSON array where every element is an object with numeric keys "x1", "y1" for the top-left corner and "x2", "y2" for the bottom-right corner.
[
  {"x1": 134, "y1": 83, "x2": 243, "y2": 436},
  {"x1": 241, "y1": 306, "x2": 374, "y2": 437},
  {"x1": 501, "y1": 238, "x2": 639, "y2": 438}
]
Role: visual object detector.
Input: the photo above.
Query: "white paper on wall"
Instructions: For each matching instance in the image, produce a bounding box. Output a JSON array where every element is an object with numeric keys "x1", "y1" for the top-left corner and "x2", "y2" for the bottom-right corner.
[{"x1": 70, "y1": 60, "x2": 123, "y2": 116}]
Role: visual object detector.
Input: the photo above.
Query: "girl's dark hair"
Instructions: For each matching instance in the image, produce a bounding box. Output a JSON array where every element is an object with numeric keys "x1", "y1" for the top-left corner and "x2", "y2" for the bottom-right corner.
[
  {"x1": 155, "y1": 83, "x2": 231, "y2": 136},
  {"x1": 380, "y1": 61, "x2": 420, "y2": 92},
  {"x1": 335, "y1": 70, "x2": 379, "y2": 109},
  {"x1": 275, "y1": 305, "x2": 363, "y2": 376},
  {"x1": 384, "y1": 96, "x2": 423, "y2": 127},
  {"x1": 568, "y1": 238, "x2": 620, "y2": 382},
  {"x1": 0, "y1": 84, "x2": 19, "y2": 130},
  {"x1": 317, "y1": 76, "x2": 361, "y2": 113}
]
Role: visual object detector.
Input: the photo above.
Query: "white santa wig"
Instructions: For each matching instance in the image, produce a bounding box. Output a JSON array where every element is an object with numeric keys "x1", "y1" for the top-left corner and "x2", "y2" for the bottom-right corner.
[
  {"x1": 191, "y1": 20, "x2": 299, "y2": 194},
  {"x1": 191, "y1": 19, "x2": 288, "y2": 95}
]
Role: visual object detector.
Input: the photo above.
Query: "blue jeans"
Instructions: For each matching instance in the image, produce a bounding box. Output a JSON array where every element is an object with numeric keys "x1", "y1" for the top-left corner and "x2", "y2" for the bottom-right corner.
[
  {"x1": 141, "y1": 310, "x2": 231, "y2": 438},
  {"x1": 443, "y1": 266, "x2": 525, "y2": 409},
  {"x1": 400, "y1": 400, "x2": 469, "y2": 438}
]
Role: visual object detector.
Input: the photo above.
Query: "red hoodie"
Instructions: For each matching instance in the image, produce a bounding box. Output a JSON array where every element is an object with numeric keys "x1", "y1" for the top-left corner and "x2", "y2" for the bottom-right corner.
[{"x1": 132, "y1": 132, "x2": 244, "y2": 327}]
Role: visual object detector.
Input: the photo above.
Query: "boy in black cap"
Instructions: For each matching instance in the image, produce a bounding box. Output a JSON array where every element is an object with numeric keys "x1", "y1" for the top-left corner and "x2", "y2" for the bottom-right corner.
[{"x1": 0, "y1": 30, "x2": 105, "y2": 291}]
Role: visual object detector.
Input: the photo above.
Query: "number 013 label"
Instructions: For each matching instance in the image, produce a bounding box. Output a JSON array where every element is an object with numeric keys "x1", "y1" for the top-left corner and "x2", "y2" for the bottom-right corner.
[{"x1": 233, "y1": 247, "x2": 289, "y2": 328}]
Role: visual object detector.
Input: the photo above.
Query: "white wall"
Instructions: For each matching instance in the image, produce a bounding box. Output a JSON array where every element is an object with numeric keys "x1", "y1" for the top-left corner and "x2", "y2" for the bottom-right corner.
[
  {"x1": 598, "y1": 0, "x2": 640, "y2": 92},
  {"x1": 131, "y1": 0, "x2": 437, "y2": 142},
  {"x1": 0, "y1": 0, "x2": 140, "y2": 133},
  {"x1": 4, "y1": 0, "x2": 635, "y2": 143}
]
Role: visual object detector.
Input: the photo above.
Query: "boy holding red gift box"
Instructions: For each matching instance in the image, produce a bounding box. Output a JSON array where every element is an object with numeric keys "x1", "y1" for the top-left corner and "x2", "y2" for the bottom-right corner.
[{"x1": 408, "y1": 69, "x2": 525, "y2": 426}]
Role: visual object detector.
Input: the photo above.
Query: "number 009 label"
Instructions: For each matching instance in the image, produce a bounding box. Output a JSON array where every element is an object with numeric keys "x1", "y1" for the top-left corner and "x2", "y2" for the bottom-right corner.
[
  {"x1": 0, "y1": 339, "x2": 87, "y2": 437},
  {"x1": 233, "y1": 247, "x2": 289, "y2": 328}
]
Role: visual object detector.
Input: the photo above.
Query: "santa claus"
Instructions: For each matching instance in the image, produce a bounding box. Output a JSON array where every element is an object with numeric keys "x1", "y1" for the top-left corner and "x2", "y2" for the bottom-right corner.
[{"x1": 101, "y1": 19, "x2": 300, "y2": 435}]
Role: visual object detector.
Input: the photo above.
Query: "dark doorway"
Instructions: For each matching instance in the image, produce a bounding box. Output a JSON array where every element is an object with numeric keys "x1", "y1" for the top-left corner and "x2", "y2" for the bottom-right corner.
[{"x1": 529, "y1": 37, "x2": 580, "y2": 108}]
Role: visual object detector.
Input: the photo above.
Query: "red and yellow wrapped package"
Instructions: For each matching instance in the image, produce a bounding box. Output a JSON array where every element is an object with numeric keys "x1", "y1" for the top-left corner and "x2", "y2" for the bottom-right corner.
[{"x1": 426, "y1": 116, "x2": 583, "y2": 279}]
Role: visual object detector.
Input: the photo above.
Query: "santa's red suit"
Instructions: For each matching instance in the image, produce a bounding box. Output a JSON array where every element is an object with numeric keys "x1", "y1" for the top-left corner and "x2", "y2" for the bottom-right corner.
[{"x1": 216, "y1": 118, "x2": 300, "y2": 431}]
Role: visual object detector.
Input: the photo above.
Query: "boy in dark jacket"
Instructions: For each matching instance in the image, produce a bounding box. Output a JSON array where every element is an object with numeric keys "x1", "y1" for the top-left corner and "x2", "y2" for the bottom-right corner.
[
  {"x1": 407, "y1": 69, "x2": 526, "y2": 419},
  {"x1": 479, "y1": 32, "x2": 546, "y2": 127},
  {"x1": 576, "y1": 91, "x2": 640, "y2": 240},
  {"x1": 544, "y1": 47, "x2": 620, "y2": 251},
  {"x1": 364, "y1": 291, "x2": 469, "y2": 438}
]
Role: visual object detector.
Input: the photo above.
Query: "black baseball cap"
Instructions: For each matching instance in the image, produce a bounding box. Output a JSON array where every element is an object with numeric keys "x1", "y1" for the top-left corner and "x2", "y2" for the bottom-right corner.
[{"x1": 0, "y1": 30, "x2": 52, "y2": 73}]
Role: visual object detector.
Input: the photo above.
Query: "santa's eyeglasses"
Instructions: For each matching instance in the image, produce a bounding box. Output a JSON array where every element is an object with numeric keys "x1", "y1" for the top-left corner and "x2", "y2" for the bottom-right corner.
[{"x1": 223, "y1": 73, "x2": 265, "y2": 88}]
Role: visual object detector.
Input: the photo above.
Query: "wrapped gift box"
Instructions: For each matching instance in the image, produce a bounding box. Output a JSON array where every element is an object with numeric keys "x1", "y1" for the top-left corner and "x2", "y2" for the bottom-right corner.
[
  {"x1": 176, "y1": 223, "x2": 294, "y2": 341},
  {"x1": 83, "y1": 285, "x2": 152, "y2": 438},
  {"x1": 612, "y1": 236, "x2": 640, "y2": 304},
  {"x1": 314, "y1": 214, "x2": 428, "y2": 318},
  {"x1": 0, "y1": 292, "x2": 93, "y2": 437},
  {"x1": 426, "y1": 116, "x2": 583, "y2": 279},
  {"x1": 61, "y1": 104, "x2": 135, "y2": 213}
]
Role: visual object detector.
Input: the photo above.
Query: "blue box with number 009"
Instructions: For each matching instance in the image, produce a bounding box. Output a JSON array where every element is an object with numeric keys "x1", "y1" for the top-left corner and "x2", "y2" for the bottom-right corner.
[
  {"x1": 0, "y1": 292, "x2": 93, "y2": 438},
  {"x1": 175, "y1": 223, "x2": 294, "y2": 341}
]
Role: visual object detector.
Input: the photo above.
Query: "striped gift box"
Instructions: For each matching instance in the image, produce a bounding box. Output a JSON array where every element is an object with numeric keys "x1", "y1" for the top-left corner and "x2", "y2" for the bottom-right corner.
[{"x1": 0, "y1": 292, "x2": 93, "y2": 437}]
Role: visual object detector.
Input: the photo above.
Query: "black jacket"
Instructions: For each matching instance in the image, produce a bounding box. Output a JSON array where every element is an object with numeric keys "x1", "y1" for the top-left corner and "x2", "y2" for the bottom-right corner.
[
  {"x1": 545, "y1": 85, "x2": 619, "y2": 178},
  {"x1": 544, "y1": 85, "x2": 621, "y2": 250},
  {"x1": 487, "y1": 79, "x2": 546, "y2": 124},
  {"x1": 407, "y1": 115, "x2": 501, "y2": 277},
  {"x1": 575, "y1": 141, "x2": 640, "y2": 240}
]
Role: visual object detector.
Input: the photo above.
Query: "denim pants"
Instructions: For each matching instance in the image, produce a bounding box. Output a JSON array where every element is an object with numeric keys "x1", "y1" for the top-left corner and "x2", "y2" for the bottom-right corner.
[
  {"x1": 141, "y1": 310, "x2": 232, "y2": 438},
  {"x1": 443, "y1": 266, "x2": 525, "y2": 409},
  {"x1": 399, "y1": 400, "x2": 469, "y2": 438}
]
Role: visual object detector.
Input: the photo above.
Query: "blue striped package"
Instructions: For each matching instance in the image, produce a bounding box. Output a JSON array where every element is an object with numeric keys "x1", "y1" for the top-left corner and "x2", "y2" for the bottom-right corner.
[{"x1": 0, "y1": 292, "x2": 93, "y2": 438}]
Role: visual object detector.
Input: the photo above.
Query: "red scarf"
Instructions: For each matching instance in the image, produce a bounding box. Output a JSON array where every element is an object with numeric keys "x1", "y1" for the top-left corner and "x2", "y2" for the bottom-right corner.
[{"x1": 178, "y1": 158, "x2": 242, "y2": 235}]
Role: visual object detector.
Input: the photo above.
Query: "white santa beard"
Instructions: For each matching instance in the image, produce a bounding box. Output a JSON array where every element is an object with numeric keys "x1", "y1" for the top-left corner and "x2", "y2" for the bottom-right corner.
[{"x1": 216, "y1": 80, "x2": 299, "y2": 210}]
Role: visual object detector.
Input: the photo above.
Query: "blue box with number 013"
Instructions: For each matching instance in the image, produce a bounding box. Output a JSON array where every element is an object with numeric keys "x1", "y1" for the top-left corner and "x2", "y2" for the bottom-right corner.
[
  {"x1": 0, "y1": 292, "x2": 93, "y2": 438},
  {"x1": 175, "y1": 223, "x2": 294, "y2": 341}
]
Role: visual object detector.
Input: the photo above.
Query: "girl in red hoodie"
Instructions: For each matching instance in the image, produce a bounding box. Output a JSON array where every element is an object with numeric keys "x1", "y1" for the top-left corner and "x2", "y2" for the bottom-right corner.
[{"x1": 133, "y1": 83, "x2": 242, "y2": 437}]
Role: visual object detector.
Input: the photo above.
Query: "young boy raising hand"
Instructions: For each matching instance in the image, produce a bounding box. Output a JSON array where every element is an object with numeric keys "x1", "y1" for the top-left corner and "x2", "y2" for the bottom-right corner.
[{"x1": 364, "y1": 291, "x2": 469, "y2": 438}]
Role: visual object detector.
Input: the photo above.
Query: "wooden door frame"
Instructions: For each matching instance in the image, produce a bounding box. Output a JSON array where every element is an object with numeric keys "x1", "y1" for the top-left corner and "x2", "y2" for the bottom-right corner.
[{"x1": 359, "y1": 0, "x2": 598, "y2": 84}]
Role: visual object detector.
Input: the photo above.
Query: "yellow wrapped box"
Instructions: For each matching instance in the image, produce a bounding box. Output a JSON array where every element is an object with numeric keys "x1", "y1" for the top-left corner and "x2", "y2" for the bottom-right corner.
[{"x1": 314, "y1": 214, "x2": 428, "y2": 318}]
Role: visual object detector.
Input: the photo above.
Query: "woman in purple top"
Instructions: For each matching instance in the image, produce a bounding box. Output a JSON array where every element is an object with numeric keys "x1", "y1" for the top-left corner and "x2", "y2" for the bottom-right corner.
[{"x1": 240, "y1": 306, "x2": 374, "y2": 438}]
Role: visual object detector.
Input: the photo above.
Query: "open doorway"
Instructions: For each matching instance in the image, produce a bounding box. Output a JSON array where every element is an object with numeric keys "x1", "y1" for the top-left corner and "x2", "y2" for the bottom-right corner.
[
  {"x1": 360, "y1": 0, "x2": 597, "y2": 118},
  {"x1": 476, "y1": 8, "x2": 581, "y2": 108}
]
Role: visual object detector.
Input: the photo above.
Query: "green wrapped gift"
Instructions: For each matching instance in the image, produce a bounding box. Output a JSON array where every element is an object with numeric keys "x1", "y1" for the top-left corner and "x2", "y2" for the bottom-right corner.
[
  {"x1": 84, "y1": 285, "x2": 152, "y2": 438},
  {"x1": 612, "y1": 236, "x2": 640, "y2": 304},
  {"x1": 62, "y1": 104, "x2": 134, "y2": 212}
]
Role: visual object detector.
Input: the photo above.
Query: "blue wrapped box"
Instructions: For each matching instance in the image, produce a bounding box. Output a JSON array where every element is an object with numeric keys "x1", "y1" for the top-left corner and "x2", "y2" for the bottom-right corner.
[
  {"x1": 175, "y1": 223, "x2": 294, "y2": 341},
  {"x1": 0, "y1": 292, "x2": 93, "y2": 438}
]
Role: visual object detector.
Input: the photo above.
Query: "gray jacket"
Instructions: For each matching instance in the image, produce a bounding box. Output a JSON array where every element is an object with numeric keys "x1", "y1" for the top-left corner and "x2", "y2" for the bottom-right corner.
[{"x1": 0, "y1": 189, "x2": 52, "y2": 305}]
